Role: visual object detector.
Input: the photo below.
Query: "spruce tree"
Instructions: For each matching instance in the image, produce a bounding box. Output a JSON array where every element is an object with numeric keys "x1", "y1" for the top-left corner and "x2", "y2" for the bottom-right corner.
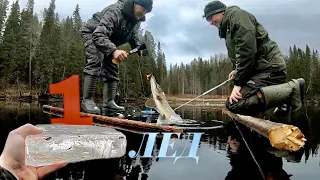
[
  {"x1": 0, "y1": 1, "x2": 21, "y2": 85},
  {"x1": 0, "y1": 0, "x2": 9, "y2": 38}
]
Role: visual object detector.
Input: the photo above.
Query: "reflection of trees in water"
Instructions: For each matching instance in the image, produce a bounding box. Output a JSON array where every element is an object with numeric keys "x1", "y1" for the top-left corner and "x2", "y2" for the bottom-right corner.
[
  {"x1": 43, "y1": 131, "x2": 161, "y2": 180},
  {"x1": 0, "y1": 101, "x2": 159, "y2": 180},
  {"x1": 0, "y1": 101, "x2": 49, "y2": 123},
  {"x1": 177, "y1": 106, "x2": 316, "y2": 179},
  {"x1": 222, "y1": 104, "x2": 320, "y2": 179},
  {"x1": 115, "y1": 131, "x2": 161, "y2": 180},
  {"x1": 224, "y1": 121, "x2": 293, "y2": 180},
  {"x1": 177, "y1": 106, "x2": 226, "y2": 122},
  {"x1": 0, "y1": 101, "x2": 51, "y2": 154},
  {"x1": 177, "y1": 107, "x2": 231, "y2": 151},
  {"x1": 305, "y1": 106, "x2": 320, "y2": 157},
  {"x1": 179, "y1": 105, "x2": 320, "y2": 164},
  {"x1": 261, "y1": 106, "x2": 318, "y2": 164},
  {"x1": 0, "y1": 102, "x2": 319, "y2": 179}
]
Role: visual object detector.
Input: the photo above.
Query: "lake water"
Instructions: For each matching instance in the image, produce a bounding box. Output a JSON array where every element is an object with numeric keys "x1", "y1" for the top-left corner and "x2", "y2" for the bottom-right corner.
[{"x1": 0, "y1": 100, "x2": 319, "y2": 180}]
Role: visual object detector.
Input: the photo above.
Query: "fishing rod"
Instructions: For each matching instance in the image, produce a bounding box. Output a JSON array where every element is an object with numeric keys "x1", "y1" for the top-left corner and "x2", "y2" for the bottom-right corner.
[
  {"x1": 171, "y1": 73, "x2": 265, "y2": 178},
  {"x1": 231, "y1": 119, "x2": 266, "y2": 180},
  {"x1": 137, "y1": 56, "x2": 145, "y2": 97},
  {"x1": 173, "y1": 78, "x2": 232, "y2": 110}
]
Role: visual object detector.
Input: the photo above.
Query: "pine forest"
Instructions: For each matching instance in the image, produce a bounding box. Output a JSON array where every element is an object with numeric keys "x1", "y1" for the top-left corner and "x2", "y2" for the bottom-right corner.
[{"x1": 0, "y1": 0, "x2": 319, "y2": 101}]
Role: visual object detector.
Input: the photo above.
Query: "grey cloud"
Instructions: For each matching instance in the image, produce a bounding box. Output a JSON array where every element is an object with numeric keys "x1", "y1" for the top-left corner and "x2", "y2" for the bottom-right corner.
[
  {"x1": 26, "y1": 0, "x2": 117, "y2": 20},
  {"x1": 254, "y1": 14, "x2": 320, "y2": 52},
  {"x1": 146, "y1": 0, "x2": 320, "y2": 65},
  {"x1": 147, "y1": 0, "x2": 227, "y2": 63},
  {"x1": 22, "y1": 0, "x2": 320, "y2": 65}
]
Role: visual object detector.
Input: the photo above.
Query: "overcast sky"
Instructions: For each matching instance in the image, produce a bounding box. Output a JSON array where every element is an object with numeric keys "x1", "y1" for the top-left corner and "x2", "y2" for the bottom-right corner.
[{"x1": 12, "y1": 0, "x2": 320, "y2": 66}]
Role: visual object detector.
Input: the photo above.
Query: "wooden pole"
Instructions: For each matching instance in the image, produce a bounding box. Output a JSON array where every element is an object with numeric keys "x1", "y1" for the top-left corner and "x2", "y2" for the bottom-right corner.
[
  {"x1": 222, "y1": 109, "x2": 306, "y2": 152},
  {"x1": 42, "y1": 105, "x2": 183, "y2": 133},
  {"x1": 42, "y1": 109, "x2": 146, "y2": 134}
]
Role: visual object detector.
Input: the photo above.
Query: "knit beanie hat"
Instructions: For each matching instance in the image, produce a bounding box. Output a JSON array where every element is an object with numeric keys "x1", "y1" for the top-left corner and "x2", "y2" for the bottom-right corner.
[
  {"x1": 133, "y1": 0, "x2": 153, "y2": 12},
  {"x1": 203, "y1": 1, "x2": 226, "y2": 20}
]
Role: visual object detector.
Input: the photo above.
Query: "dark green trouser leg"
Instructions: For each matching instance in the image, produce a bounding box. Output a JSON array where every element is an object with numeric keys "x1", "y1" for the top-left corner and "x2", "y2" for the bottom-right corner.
[
  {"x1": 81, "y1": 75, "x2": 100, "y2": 114},
  {"x1": 260, "y1": 78, "x2": 305, "y2": 119},
  {"x1": 226, "y1": 78, "x2": 305, "y2": 119}
]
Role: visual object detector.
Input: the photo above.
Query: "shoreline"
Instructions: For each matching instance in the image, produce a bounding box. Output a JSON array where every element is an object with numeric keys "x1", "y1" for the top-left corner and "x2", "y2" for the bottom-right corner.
[{"x1": 0, "y1": 92, "x2": 318, "y2": 105}]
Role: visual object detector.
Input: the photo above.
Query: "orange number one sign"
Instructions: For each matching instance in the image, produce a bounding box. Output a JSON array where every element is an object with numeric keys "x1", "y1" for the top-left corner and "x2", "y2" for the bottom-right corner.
[{"x1": 49, "y1": 75, "x2": 93, "y2": 125}]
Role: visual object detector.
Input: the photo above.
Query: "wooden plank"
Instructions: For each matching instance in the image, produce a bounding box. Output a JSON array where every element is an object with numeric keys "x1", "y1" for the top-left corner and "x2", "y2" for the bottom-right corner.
[
  {"x1": 42, "y1": 109, "x2": 146, "y2": 134},
  {"x1": 42, "y1": 105, "x2": 183, "y2": 133}
]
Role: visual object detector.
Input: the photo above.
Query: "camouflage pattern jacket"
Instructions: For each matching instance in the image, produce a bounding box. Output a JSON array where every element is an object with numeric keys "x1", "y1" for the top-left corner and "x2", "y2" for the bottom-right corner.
[
  {"x1": 81, "y1": 0, "x2": 144, "y2": 58},
  {"x1": 219, "y1": 6, "x2": 287, "y2": 87}
]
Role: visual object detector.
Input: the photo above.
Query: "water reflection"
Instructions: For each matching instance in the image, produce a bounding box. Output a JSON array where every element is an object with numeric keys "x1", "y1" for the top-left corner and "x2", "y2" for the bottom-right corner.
[
  {"x1": 0, "y1": 101, "x2": 319, "y2": 180},
  {"x1": 224, "y1": 121, "x2": 292, "y2": 180}
]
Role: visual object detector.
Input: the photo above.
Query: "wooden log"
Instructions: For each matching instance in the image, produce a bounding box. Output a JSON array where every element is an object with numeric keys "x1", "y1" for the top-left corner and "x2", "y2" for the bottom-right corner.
[
  {"x1": 42, "y1": 105, "x2": 183, "y2": 133},
  {"x1": 42, "y1": 109, "x2": 146, "y2": 134},
  {"x1": 222, "y1": 109, "x2": 306, "y2": 152}
]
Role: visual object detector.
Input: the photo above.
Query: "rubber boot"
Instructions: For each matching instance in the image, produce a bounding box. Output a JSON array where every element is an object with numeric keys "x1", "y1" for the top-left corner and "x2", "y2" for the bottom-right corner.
[
  {"x1": 260, "y1": 78, "x2": 305, "y2": 119},
  {"x1": 81, "y1": 75, "x2": 101, "y2": 114},
  {"x1": 102, "y1": 81, "x2": 125, "y2": 117}
]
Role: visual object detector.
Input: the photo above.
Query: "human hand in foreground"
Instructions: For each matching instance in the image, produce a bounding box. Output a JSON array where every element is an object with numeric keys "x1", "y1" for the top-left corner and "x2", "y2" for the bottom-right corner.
[
  {"x1": 112, "y1": 50, "x2": 128, "y2": 61},
  {"x1": 0, "y1": 124, "x2": 67, "y2": 180},
  {"x1": 229, "y1": 85, "x2": 242, "y2": 104}
]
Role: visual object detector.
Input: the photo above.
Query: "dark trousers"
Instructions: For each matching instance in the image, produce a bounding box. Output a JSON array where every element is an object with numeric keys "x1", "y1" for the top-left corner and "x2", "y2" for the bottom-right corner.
[
  {"x1": 82, "y1": 35, "x2": 119, "y2": 82},
  {"x1": 225, "y1": 69, "x2": 286, "y2": 116}
]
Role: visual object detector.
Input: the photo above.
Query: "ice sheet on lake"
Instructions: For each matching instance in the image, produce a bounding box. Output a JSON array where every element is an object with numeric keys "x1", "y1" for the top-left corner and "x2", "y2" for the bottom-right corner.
[{"x1": 25, "y1": 124, "x2": 127, "y2": 167}]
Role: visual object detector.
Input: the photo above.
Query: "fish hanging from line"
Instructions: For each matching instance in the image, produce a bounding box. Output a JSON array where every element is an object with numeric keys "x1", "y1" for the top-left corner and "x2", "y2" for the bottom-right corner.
[{"x1": 145, "y1": 74, "x2": 183, "y2": 123}]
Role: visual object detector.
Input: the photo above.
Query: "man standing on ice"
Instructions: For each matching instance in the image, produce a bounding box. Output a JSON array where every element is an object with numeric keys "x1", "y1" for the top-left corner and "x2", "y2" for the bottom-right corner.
[{"x1": 80, "y1": 0, "x2": 153, "y2": 117}]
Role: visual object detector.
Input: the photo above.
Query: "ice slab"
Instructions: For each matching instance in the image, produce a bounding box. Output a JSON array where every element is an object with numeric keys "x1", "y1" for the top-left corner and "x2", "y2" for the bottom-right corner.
[{"x1": 25, "y1": 124, "x2": 127, "y2": 167}]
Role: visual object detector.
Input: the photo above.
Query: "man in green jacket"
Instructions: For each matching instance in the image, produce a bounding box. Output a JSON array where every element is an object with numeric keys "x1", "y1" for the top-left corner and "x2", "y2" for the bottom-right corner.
[{"x1": 203, "y1": 1, "x2": 305, "y2": 118}]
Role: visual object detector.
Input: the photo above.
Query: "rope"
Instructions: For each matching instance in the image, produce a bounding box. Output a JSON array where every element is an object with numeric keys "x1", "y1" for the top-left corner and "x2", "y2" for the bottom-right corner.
[
  {"x1": 137, "y1": 56, "x2": 145, "y2": 97},
  {"x1": 174, "y1": 79, "x2": 231, "y2": 110},
  {"x1": 231, "y1": 119, "x2": 266, "y2": 180}
]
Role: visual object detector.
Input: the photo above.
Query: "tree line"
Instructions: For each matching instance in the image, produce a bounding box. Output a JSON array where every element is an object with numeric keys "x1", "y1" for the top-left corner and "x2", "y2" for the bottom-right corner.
[
  {"x1": 0, "y1": 0, "x2": 167, "y2": 99},
  {"x1": 0, "y1": 0, "x2": 318, "y2": 100},
  {"x1": 165, "y1": 45, "x2": 320, "y2": 100}
]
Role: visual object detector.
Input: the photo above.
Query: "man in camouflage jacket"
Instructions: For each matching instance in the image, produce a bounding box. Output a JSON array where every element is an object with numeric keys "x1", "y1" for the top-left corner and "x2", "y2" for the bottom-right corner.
[
  {"x1": 81, "y1": 0, "x2": 153, "y2": 116},
  {"x1": 203, "y1": 1, "x2": 305, "y2": 119}
]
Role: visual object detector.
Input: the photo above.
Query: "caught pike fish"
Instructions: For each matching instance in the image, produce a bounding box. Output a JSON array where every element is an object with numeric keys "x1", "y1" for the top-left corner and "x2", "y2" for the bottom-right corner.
[{"x1": 145, "y1": 74, "x2": 183, "y2": 124}]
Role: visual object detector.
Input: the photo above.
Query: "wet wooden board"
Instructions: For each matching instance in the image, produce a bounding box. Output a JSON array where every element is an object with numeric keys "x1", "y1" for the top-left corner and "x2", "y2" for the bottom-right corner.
[{"x1": 42, "y1": 105, "x2": 222, "y2": 133}]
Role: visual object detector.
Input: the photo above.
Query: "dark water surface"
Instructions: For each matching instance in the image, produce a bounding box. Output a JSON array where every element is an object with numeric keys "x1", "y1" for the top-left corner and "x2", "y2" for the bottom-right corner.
[{"x1": 0, "y1": 101, "x2": 319, "y2": 180}]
